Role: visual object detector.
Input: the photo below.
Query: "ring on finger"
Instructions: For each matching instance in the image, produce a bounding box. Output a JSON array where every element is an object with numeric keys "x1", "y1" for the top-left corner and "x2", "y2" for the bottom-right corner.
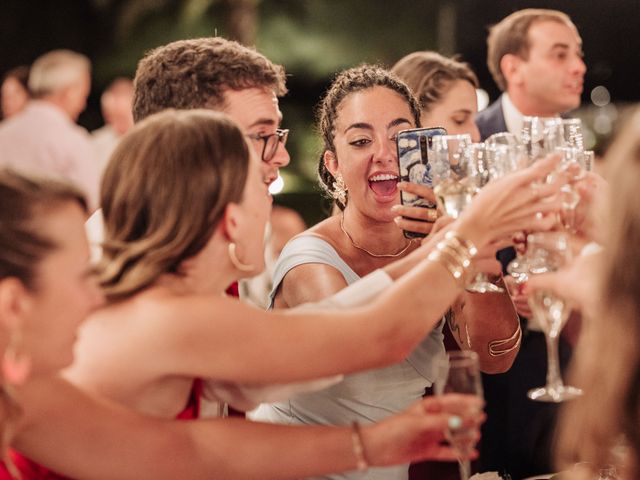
[{"x1": 426, "y1": 208, "x2": 438, "y2": 222}]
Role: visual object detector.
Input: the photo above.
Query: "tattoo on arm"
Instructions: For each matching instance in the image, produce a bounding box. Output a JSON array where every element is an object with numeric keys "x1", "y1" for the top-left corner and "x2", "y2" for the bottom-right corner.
[{"x1": 446, "y1": 308, "x2": 464, "y2": 346}]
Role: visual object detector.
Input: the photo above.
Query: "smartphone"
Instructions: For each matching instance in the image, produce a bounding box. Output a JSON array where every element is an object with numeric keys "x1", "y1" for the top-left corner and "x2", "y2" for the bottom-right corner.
[{"x1": 396, "y1": 126, "x2": 446, "y2": 238}]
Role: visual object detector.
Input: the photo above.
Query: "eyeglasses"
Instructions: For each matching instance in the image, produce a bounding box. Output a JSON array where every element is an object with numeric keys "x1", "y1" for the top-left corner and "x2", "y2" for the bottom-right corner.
[{"x1": 246, "y1": 129, "x2": 289, "y2": 163}]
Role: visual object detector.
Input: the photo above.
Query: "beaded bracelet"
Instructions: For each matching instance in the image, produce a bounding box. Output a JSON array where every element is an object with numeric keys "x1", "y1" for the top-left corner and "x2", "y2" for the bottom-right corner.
[{"x1": 350, "y1": 422, "x2": 369, "y2": 472}]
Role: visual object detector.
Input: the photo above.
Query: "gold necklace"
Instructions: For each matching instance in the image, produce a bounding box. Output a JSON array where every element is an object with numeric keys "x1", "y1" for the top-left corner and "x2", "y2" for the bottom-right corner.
[{"x1": 339, "y1": 213, "x2": 414, "y2": 259}]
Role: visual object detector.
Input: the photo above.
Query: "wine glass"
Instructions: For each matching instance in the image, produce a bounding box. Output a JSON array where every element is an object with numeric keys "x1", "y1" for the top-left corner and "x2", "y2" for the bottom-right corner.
[
  {"x1": 431, "y1": 137, "x2": 503, "y2": 293},
  {"x1": 429, "y1": 134, "x2": 474, "y2": 219},
  {"x1": 555, "y1": 117, "x2": 585, "y2": 150},
  {"x1": 434, "y1": 351, "x2": 483, "y2": 480},
  {"x1": 521, "y1": 116, "x2": 563, "y2": 162},
  {"x1": 485, "y1": 132, "x2": 528, "y2": 173},
  {"x1": 464, "y1": 143, "x2": 511, "y2": 293},
  {"x1": 521, "y1": 232, "x2": 583, "y2": 402}
]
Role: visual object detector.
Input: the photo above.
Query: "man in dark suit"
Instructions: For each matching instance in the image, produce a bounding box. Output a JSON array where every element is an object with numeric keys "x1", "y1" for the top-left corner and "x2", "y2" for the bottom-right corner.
[
  {"x1": 475, "y1": 9, "x2": 587, "y2": 480},
  {"x1": 476, "y1": 9, "x2": 585, "y2": 141}
]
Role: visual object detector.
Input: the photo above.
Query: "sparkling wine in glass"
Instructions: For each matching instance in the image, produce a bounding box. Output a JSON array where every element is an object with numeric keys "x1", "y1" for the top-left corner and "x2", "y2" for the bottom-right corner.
[
  {"x1": 521, "y1": 116, "x2": 563, "y2": 162},
  {"x1": 434, "y1": 351, "x2": 483, "y2": 480},
  {"x1": 523, "y1": 232, "x2": 583, "y2": 402},
  {"x1": 430, "y1": 134, "x2": 475, "y2": 219},
  {"x1": 464, "y1": 143, "x2": 512, "y2": 293}
]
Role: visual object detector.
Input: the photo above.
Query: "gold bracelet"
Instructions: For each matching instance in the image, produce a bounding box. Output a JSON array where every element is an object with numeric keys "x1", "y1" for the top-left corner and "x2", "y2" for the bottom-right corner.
[
  {"x1": 428, "y1": 249, "x2": 466, "y2": 285},
  {"x1": 350, "y1": 422, "x2": 369, "y2": 473},
  {"x1": 445, "y1": 231, "x2": 479, "y2": 257},
  {"x1": 439, "y1": 242, "x2": 472, "y2": 269},
  {"x1": 488, "y1": 322, "x2": 522, "y2": 357}
]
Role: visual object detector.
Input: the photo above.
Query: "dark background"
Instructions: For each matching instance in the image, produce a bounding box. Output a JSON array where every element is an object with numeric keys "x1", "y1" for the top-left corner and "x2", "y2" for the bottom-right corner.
[{"x1": 2, "y1": 0, "x2": 635, "y2": 223}]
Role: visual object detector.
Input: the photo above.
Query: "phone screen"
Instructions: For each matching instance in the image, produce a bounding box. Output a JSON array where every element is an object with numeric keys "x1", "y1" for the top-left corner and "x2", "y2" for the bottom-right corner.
[{"x1": 396, "y1": 127, "x2": 446, "y2": 238}]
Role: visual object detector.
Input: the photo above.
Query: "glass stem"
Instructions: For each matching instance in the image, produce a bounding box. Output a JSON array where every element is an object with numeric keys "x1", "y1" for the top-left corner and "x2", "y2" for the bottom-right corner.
[
  {"x1": 458, "y1": 458, "x2": 471, "y2": 480},
  {"x1": 544, "y1": 333, "x2": 564, "y2": 391}
]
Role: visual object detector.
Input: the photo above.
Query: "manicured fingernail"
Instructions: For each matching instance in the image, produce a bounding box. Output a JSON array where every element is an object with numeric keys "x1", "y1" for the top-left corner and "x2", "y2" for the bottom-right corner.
[
  {"x1": 390, "y1": 205, "x2": 401, "y2": 211},
  {"x1": 393, "y1": 216, "x2": 401, "y2": 224},
  {"x1": 448, "y1": 415, "x2": 462, "y2": 430}
]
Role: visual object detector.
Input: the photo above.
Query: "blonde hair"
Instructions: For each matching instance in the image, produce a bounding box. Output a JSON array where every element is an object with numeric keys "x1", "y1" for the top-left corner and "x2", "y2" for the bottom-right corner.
[
  {"x1": 98, "y1": 109, "x2": 249, "y2": 301},
  {"x1": 391, "y1": 51, "x2": 478, "y2": 114},
  {"x1": 486, "y1": 9, "x2": 577, "y2": 91},
  {"x1": 28, "y1": 49, "x2": 91, "y2": 97},
  {"x1": 556, "y1": 107, "x2": 640, "y2": 476}
]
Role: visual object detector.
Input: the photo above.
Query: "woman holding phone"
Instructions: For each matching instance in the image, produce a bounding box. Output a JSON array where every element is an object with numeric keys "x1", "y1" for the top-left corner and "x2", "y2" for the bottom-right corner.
[
  {"x1": 1, "y1": 108, "x2": 560, "y2": 478},
  {"x1": 253, "y1": 65, "x2": 528, "y2": 480}
]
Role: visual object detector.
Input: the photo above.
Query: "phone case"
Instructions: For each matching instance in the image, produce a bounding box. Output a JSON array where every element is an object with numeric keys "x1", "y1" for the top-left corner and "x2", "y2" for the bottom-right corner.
[{"x1": 396, "y1": 127, "x2": 446, "y2": 238}]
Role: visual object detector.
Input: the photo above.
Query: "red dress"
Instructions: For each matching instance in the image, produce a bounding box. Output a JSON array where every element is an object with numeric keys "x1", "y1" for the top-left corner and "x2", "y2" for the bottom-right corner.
[
  {"x1": 0, "y1": 462, "x2": 17, "y2": 480},
  {"x1": 10, "y1": 379, "x2": 203, "y2": 479}
]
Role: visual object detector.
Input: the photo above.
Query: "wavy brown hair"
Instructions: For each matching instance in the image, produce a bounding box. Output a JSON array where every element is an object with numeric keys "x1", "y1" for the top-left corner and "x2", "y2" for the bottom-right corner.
[
  {"x1": 556, "y1": 107, "x2": 640, "y2": 477},
  {"x1": 133, "y1": 37, "x2": 287, "y2": 122},
  {"x1": 316, "y1": 64, "x2": 421, "y2": 210},
  {"x1": 98, "y1": 109, "x2": 249, "y2": 301},
  {"x1": 391, "y1": 51, "x2": 478, "y2": 114}
]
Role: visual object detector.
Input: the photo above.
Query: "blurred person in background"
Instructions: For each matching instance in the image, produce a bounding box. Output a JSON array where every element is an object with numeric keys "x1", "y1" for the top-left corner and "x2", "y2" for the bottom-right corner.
[
  {"x1": 392, "y1": 50, "x2": 480, "y2": 142},
  {"x1": 476, "y1": 8, "x2": 586, "y2": 140},
  {"x1": 1, "y1": 66, "x2": 30, "y2": 120},
  {"x1": 0, "y1": 50, "x2": 99, "y2": 210},
  {"x1": 269, "y1": 205, "x2": 307, "y2": 259},
  {"x1": 252, "y1": 64, "x2": 521, "y2": 480},
  {"x1": 91, "y1": 77, "x2": 134, "y2": 174},
  {"x1": 474, "y1": 9, "x2": 587, "y2": 479},
  {"x1": 392, "y1": 50, "x2": 485, "y2": 480},
  {"x1": 241, "y1": 205, "x2": 307, "y2": 309},
  {"x1": 525, "y1": 112, "x2": 640, "y2": 479},
  {"x1": 391, "y1": 50, "x2": 481, "y2": 239}
]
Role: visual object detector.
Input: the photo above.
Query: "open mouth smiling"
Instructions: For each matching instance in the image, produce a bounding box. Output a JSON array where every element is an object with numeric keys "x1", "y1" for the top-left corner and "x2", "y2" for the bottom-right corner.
[{"x1": 368, "y1": 173, "x2": 399, "y2": 197}]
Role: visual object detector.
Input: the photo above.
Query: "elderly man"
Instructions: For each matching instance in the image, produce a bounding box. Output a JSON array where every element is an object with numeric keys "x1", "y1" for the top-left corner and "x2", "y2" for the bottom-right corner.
[
  {"x1": 0, "y1": 49, "x2": 99, "y2": 210},
  {"x1": 91, "y1": 77, "x2": 135, "y2": 173}
]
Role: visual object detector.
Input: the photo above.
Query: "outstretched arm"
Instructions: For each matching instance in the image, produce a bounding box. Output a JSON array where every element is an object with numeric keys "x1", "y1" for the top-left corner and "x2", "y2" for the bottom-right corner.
[{"x1": 14, "y1": 377, "x2": 482, "y2": 480}]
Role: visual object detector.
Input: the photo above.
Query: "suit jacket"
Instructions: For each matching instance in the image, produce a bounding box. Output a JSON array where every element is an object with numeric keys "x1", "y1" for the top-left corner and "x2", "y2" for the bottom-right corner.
[
  {"x1": 475, "y1": 95, "x2": 572, "y2": 480},
  {"x1": 475, "y1": 97, "x2": 508, "y2": 141}
]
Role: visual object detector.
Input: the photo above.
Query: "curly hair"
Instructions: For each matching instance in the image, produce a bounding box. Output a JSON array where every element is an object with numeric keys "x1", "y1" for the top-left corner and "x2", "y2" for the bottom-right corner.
[
  {"x1": 133, "y1": 37, "x2": 287, "y2": 122},
  {"x1": 391, "y1": 51, "x2": 478, "y2": 113},
  {"x1": 316, "y1": 64, "x2": 421, "y2": 210}
]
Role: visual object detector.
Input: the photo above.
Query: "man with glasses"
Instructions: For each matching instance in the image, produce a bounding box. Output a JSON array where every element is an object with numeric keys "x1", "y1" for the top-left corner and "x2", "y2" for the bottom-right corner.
[{"x1": 132, "y1": 37, "x2": 290, "y2": 187}]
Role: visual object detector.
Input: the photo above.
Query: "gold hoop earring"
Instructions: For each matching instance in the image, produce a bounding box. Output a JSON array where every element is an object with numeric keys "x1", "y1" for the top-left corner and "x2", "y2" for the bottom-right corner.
[
  {"x1": 2, "y1": 328, "x2": 30, "y2": 386},
  {"x1": 332, "y1": 174, "x2": 348, "y2": 206},
  {"x1": 228, "y1": 242, "x2": 255, "y2": 272}
]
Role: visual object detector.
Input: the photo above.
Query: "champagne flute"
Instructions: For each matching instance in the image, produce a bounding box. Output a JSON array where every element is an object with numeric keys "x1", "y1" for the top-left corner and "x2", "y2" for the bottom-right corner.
[
  {"x1": 555, "y1": 117, "x2": 584, "y2": 150},
  {"x1": 430, "y1": 136, "x2": 501, "y2": 293},
  {"x1": 430, "y1": 134, "x2": 474, "y2": 219},
  {"x1": 434, "y1": 351, "x2": 483, "y2": 480},
  {"x1": 521, "y1": 116, "x2": 563, "y2": 162},
  {"x1": 465, "y1": 143, "x2": 509, "y2": 293},
  {"x1": 522, "y1": 232, "x2": 583, "y2": 402}
]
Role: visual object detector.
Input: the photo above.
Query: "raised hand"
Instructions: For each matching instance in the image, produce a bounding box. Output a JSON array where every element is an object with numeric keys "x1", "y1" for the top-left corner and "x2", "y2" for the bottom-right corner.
[
  {"x1": 364, "y1": 394, "x2": 485, "y2": 466},
  {"x1": 393, "y1": 181, "x2": 439, "y2": 236}
]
